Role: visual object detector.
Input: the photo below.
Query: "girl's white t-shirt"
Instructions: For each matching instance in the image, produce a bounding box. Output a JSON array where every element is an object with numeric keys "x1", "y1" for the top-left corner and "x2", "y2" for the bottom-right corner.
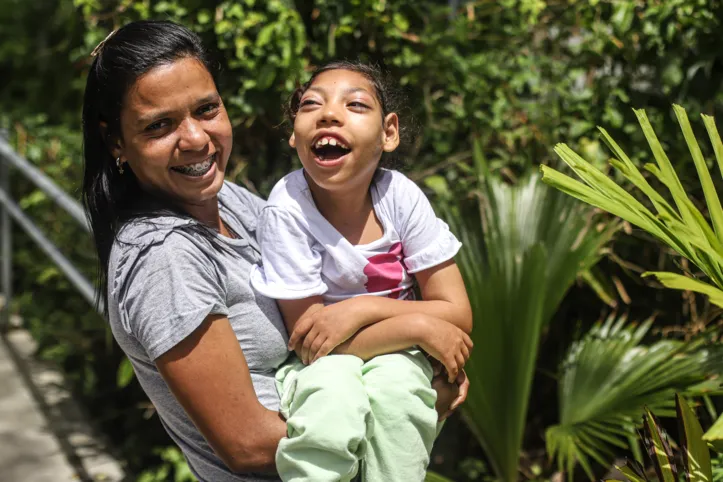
[{"x1": 250, "y1": 169, "x2": 461, "y2": 303}]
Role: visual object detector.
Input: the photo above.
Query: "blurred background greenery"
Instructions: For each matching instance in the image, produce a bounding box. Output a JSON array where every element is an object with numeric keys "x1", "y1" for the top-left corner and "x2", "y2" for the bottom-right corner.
[{"x1": 2, "y1": 0, "x2": 723, "y2": 480}]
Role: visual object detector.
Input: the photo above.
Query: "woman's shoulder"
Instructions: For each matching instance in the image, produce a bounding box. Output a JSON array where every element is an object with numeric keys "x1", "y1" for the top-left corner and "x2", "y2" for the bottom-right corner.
[
  {"x1": 110, "y1": 218, "x2": 216, "y2": 298},
  {"x1": 115, "y1": 216, "x2": 194, "y2": 248}
]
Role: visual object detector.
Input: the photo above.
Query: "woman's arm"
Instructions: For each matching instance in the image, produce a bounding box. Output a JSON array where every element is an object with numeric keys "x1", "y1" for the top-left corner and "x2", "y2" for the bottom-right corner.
[{"x1": 156, "y1": 314, "x2": 286, "y2": 473}]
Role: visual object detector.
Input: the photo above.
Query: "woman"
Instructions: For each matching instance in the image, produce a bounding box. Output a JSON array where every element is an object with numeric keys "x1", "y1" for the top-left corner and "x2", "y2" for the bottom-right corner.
[{"x1": 82, "y1": 20, "x2": 468, "y2": 481}]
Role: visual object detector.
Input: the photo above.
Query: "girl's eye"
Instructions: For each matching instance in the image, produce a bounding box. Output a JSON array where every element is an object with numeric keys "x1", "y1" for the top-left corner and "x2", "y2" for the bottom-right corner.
[
  {"x1": 300, "y1": 99, "x2": 319, "y2": 107},
  {"x1": 349, "y1": 101, "x2": 370, "y2": 109}
]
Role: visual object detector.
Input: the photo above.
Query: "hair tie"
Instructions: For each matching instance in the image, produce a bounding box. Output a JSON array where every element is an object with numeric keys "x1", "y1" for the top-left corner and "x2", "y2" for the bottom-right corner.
[{"x1": 90, "y1": 29, "x2": 119, "y2": 57}]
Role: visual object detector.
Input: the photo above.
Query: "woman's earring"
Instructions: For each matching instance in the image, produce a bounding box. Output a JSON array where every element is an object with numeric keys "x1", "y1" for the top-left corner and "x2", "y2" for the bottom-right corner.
[{"x1": 116, "y1": 157, "x2": 124, "y2": 175}]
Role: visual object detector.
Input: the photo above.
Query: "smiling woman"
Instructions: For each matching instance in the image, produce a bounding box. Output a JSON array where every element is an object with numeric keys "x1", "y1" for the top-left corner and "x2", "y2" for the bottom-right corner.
[{"x1": 81, "y1": 21, "x2": 290, "y2": 482}]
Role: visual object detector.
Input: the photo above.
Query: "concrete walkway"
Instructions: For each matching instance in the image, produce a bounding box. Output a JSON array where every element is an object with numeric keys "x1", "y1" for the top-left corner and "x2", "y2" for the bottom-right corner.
[{"x1": 0, "y1": 329, "x2": 126, "y2": 482}]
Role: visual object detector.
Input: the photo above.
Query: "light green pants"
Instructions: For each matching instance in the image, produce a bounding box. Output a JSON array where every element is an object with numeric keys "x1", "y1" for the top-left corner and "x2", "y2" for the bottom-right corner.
[{"x1": 275, "y1": 350, "x2": 438, "y2": 482}]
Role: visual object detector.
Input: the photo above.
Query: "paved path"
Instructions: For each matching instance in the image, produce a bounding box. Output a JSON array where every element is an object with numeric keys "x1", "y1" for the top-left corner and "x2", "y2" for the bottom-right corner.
[{"x1": 0, "y1": 330, "x2": 125, "y2": 482}]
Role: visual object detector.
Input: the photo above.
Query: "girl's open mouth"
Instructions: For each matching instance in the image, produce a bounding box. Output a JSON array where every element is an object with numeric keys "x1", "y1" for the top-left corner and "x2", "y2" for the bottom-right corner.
[{"x1": 311, "y1": 138, "x2": 351, "y2": 165}]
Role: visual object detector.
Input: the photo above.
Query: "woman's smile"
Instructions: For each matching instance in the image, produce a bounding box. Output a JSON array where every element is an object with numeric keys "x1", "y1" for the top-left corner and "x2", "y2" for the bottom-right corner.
[{"x1": 170, "y1": 152, "x2": 217, "y2": 178}]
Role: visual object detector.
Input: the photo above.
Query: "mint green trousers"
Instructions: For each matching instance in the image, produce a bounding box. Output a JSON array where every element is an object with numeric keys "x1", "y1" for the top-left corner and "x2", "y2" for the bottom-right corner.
[{"x1": 275, "y1": 350, "x2": 438, "y2": 482}]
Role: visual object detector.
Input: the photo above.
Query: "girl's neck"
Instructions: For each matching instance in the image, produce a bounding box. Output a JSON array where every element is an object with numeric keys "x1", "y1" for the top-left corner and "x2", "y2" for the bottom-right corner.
[{"x1": 304, "y1": 171, "x2": 374, "y2": 231}]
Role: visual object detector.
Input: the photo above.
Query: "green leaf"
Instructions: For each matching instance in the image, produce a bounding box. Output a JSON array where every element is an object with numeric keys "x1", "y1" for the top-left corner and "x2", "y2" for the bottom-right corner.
[
  {"x1": 642, "y1": 272, "x2": 723, "y2": 308},
  {"x1": 677, "y1": 395, "x2": 713, "y2": 482},
  {"x1": 543, "y1": 105, "x2": 723, "y2": 311},
  {"x1": 703, "y1": 414, "x2": 723, "y2": 452},
  {"x1": 442, "y1": 165, "x2": 616, "y2": 482},
  {"x1": 644, "y1": 408, "x2": 677, "y2": 482},
  {"x1": 116, "y1": 357, "x2": 135, "y2": 388},
  {"x1": 673, "y1": 105, "x2": 723, "y2": 242},
  {"x1": 197, "y1": 10, "x2": 211, "y2": 25},
  {"x1": 546, "y1": 315, "x2": 714, "y2": 480},
  {"x1": 425, "y1": 471, "x2": 455, "y2": 482},
  {"x1": 618, "y1": 463, "x2": 648, "y2": 482},
  {"x1": 580, "y1": 267, "x2": 619, "y2": 307}
]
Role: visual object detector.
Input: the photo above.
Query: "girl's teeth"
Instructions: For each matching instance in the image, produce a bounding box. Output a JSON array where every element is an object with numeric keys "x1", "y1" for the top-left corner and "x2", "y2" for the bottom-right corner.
[{"x1": 315, "y1": 137, "x2": 349, "y2": 149}]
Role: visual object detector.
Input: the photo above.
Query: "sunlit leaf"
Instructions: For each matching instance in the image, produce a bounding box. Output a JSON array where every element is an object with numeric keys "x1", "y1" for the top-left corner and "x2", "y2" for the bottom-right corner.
[
  {"x1": 677, "y1": 395, "x2": 713, "y2": 482},
  {"x1": 441, "y1": 138, "x2": 618, "y2": 482},
  {"x1": 703, "y1": 414, "x2": 723, "y2": 452}
]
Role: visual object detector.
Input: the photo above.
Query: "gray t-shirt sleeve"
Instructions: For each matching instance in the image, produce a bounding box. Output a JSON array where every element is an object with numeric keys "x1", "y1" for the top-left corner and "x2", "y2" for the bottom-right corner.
[{"x1": 116, "y1": 232, "x2": 229, "y2": 361}]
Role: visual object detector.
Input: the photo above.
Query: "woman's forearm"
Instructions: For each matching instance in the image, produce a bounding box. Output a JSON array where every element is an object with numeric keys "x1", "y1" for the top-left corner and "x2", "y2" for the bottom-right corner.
[
  {"x1": 332, "y1": 313, "x2": 427, "y2": 360},
  {"x1": 235, "y1": 408, "x2": 287, "y2": 473}
]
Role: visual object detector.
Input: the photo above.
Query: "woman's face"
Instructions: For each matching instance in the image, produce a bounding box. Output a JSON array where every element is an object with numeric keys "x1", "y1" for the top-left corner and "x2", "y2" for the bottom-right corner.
[{"x1": 113, "y1": 57, "x2": 232, "y2": 210}]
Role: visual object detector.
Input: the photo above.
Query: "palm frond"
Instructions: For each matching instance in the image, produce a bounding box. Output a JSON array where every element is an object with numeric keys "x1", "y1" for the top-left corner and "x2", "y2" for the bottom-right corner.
[
  {"x1": 547, "y1": 314, "x2": 722, "y2": 480},
  {"x1": 440, "y1": 143, "x2": 618, "y2": 482},
  {"x1": 541, "y1": 105, "x2": 723, "y2": 307}
]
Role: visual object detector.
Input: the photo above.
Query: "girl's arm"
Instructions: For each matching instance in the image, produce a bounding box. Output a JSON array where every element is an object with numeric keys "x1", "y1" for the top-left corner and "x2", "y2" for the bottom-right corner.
[
  {"x1": 288, "y1": 259, "x2": 473, "y2": 362},
  {"x1": 333, "y1": 312, "x2": 473, "y2": 382},
  {"x1": 156, "y1": 314, "x2": 287, "y2": 473},
  {"x1": 352, "y1": 259, "x2": 473, "y2": 333}
]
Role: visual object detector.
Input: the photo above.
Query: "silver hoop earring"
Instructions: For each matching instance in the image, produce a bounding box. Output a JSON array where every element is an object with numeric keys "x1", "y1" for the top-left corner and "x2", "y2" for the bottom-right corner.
[{"x1": 116, "y1": 157, "x2": 124, "y2": 175}]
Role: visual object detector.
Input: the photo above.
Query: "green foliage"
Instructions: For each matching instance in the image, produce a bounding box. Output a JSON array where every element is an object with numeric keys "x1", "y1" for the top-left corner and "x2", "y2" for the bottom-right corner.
[
  {"x1": 704, "y1": 414, "x2": 723, "y2": 452},
  {"x1": 437, "y1": 140, "x2": 617, "y2": 482},
  {"x1": 612, "y1": 395, "x2": 716, "y2": 482},
  {"x1": 547, "y1": 314, "x2": 722, "y2": 480},
  {"x1": 137, "y1": 446, "x2": 197, "y2": 482},
  {"x1": 542, "y1": 105, "x2": 723, "y2": 308}
]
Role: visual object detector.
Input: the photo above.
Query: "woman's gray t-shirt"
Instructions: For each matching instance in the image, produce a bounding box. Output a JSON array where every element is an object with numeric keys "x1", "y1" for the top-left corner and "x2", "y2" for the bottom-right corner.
[{"x1": 107, "y1": 181, "x2": 289, "y2": 482}]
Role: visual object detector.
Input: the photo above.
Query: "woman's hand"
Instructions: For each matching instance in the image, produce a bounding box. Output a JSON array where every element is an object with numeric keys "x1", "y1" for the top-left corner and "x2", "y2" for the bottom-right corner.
[
  {"x1": 418, "y1": 317, "x2": 473, "y2": 382},
  {"x1": 430, "y1": 361, "x2": 469, "y2": 421}
]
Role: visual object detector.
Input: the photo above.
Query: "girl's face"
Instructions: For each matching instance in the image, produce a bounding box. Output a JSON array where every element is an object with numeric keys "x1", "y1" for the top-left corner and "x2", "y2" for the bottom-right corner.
[
  {"x1": 290, "y1": 69, "x2": 399, "y2": 193},
  {"x1": 111, "y1": 57, "x2": 232, "y2": 211}
]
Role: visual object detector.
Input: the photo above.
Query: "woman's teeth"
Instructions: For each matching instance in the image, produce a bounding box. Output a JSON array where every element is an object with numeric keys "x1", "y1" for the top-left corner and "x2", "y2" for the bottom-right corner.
[
  {"x1": 314, "y1": 137, "x2": 349, "y2": 149},
  {"x1": 172, "y1": 155, "x2": 215, "y2": 176}
]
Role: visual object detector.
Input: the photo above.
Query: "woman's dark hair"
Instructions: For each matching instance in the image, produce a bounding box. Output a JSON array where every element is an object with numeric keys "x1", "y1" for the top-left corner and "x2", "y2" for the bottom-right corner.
[
  {"x1": 82, "y1": 20, "x2": 218, "y2": 313},
  {"x1": 285, "y1": 60, "x2": 417, "y2": 168}
]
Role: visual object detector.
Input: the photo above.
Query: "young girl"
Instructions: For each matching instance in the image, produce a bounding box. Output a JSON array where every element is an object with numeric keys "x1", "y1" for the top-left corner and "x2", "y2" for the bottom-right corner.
[{"x1": 250, "y1": 61, "x2": 473, "y2": 482}]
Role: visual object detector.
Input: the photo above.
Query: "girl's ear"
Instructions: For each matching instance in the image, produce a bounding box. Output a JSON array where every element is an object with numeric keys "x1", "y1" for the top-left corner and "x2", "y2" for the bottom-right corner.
[
  {"x1": 100, "y1": 121, "x2": 124, "y2": 162},
  {"x1": 289, "y1": 133, "x2": 296, "y2": 148},
  {"x1": 382, "y1": 113, "x2": 400, "y2": 152}
]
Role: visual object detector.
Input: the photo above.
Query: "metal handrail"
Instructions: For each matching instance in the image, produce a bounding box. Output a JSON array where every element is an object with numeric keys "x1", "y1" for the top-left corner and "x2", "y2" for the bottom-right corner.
[
  {"x1": 0, "y1": 134, "x2": 99, "y2": 331},
  {"x1": 0, "y1": 138, "x2": 89, "y2": 230}
]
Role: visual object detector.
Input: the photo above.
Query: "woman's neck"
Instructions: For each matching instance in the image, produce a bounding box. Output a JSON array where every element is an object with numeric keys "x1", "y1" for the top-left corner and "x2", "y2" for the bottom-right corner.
[{"x1": 182, "y1": 197, "x2": 222, "y2": 231}]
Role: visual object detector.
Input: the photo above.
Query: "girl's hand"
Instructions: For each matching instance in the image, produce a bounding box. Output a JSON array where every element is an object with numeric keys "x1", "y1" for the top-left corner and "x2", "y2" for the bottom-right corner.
[
  {"x1": 288, "y1": 302, "x2": 365, "y2": 364},
  {"x1": 418, "y1": 317, "x2": 473, "y2": 382}
]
